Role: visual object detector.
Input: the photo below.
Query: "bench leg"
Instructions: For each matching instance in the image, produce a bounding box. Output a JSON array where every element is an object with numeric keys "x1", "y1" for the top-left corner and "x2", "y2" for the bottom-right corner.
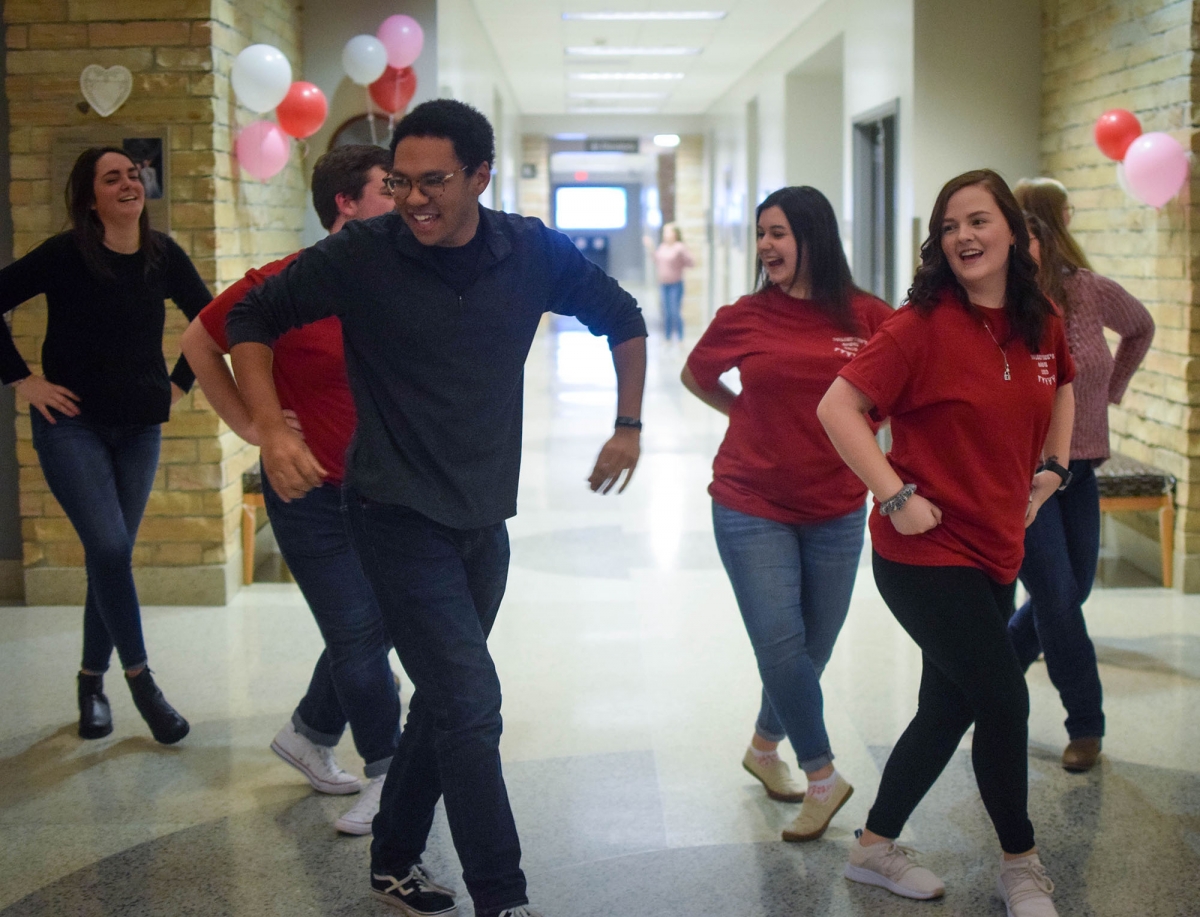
[
  {"x1": 242, "y1": 501, "x2": 256, "y2": 586},
  {"x1": 1161, "y1": 498, "x2": 1175, "y2": 589}
]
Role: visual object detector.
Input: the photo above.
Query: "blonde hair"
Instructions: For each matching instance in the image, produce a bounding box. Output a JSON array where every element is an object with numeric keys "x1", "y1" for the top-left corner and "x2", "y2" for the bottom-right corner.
[{"x1": 661, "y1": 222, "x2": 682, "y2": 243}]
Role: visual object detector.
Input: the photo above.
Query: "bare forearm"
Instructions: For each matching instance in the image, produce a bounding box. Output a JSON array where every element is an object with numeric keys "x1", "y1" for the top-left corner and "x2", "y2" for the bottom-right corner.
[
  {"x1": 180, "y1": 320, "x2": 257, "y2": 443},
  {"x1": 817, "y1": 377, "x2": 904, "y2": 500},
  {"x1": 612, "y1": 336, "x2": 646, "y2": 419},
  {"x1": 680, "y1": 364, "x2": 736, "y2": 416},
  {"x1": 230, "y1": 342, "x2": 288, "y2": 436},
  {"x1": 1043, "y1": 383, "x2": 1074, "y2": 462}
]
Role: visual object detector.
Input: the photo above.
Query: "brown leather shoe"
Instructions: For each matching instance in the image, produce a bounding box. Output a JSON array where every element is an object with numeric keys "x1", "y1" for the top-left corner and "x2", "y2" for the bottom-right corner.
[{"x1": 1061, "y1": 737, "x2": 1101, "y2": 772}]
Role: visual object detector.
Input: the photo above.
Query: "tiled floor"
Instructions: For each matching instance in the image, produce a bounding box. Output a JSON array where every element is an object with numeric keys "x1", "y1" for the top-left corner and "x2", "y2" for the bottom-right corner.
[{"x1": 1, "y1": 325, "x2": 1198, "y2": 916}]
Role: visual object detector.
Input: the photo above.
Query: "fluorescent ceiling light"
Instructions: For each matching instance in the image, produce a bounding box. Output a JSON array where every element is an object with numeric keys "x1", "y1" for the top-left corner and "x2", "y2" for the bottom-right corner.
[
  {"x1": 566, "y1": 46, "x2": 701, "y2": 56},
  {"x1": 653, "y1": 134, "x2": 681, "y2": 147},
  {"x1": 568, "y1": 92, "x2": 669, "y2": 99},
  {"x1": 563, "y1": 11, "x2": 727, "y2": 20},
  {"x1": 570, "y1": 72, "x2": 685, "y2": 80},
  {"x1": 567, "y1": 106, "x2": 659, "y2": 114},
  {"x1": 553, "y1": 132, "x2": 588, "y2": 140}
]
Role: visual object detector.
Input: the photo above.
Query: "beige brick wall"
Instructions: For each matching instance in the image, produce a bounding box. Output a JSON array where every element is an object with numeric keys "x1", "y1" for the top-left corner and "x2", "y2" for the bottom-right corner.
[
  {"x1": 5, "y1": 0, "x2": 305, "y2": 605},
  {"x1": 516, "y1": 133, "x2": 549, "y2": 223},
  {"x1": 1040, "y1": 0, "x2": 1199, "y2": 587},
  {"x1": 675, "y1": 134, "x2": 709, "y2": 333}
]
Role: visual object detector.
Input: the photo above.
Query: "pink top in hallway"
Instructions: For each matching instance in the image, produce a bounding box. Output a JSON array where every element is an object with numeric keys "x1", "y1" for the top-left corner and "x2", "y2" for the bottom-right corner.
[{"x1": 654, "y1": 240, "x2": 694, "y2": 285}]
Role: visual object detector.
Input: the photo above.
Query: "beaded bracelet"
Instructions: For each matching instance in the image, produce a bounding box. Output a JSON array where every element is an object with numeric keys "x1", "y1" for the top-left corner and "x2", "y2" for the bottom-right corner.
[{"x1": 879, "y1": 483, "x2": 917, "y2": 516}]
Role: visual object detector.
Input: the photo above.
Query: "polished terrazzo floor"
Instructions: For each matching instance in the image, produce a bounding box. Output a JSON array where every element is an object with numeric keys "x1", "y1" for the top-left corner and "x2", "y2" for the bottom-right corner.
[{"x1": 1, "y1": 319, "x2": 1199, "y2": 916}]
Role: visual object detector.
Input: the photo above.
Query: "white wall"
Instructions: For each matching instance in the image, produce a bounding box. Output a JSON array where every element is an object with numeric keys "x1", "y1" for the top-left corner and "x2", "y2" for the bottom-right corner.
[
  {"x1": 785, "y1": 36, "x2": 845, "y2": 220},
  {"x1": 437, "y1": 0, "x2": 520, "y2": 212},
  {"x1": 300, "y1": 0, "x2": 438, "y2": 245}
]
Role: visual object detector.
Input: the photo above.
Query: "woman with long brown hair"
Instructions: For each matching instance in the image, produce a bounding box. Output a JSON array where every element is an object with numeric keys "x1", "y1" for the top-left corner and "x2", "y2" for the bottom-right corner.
[
  {"x1": 0, "y1": 147, "x2": 210, "y2": 744},
  {"x1": 819, "y1": 170, "x2": 1073, "y2": 915},
  {"x1": 1013, "y1": 179, "x2": 1154, "y2": 772}
]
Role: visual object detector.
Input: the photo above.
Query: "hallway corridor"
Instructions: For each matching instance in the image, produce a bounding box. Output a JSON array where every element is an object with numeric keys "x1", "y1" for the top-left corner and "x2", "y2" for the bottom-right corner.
[{"x1": 1, "y1": 326, "x2": 1198, "y2": 917}]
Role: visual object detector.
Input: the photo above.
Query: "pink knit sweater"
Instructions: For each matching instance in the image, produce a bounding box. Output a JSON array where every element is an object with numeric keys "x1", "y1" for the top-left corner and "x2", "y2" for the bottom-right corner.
[{"x1": 1063, "y1": 269, "x2": 1154, "y2": 461}]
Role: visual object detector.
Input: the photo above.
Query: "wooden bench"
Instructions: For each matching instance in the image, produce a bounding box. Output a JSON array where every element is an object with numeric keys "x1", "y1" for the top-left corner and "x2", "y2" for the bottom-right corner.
[
  {"x1": 1095, "y1": 452, "x2": 1176, "y2": 587},
  {"x1": 241, "y1": 468, "x2": 265, "y2": 585}
]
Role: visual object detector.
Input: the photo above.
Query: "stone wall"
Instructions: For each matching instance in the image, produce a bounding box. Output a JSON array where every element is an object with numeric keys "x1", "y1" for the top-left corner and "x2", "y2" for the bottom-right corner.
[
  {"x1": 674, "y1": 134, "x2": 709, "y2": 331},
  {"x1": 1039, "y1": 0, "x2": 1198, "y2": 587},
  {"x1": 4, "y1": 0, "x2": 305, "y2": 605}
]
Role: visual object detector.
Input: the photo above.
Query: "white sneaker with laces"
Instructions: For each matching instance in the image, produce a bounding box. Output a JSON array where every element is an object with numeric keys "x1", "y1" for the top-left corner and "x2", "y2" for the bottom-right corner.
[
  {"x1": 844, "y1": 832, "x2": 945, "y2": 900},
  {"x1": 270, "y1": 721, "x2": 362, "y2": 795},
  {"x1": 997, "y1": 853, "x2": 1058, "y2": 917},
  {"x1": 336, "y1": 774, "x2": 385, "y2": 834}
]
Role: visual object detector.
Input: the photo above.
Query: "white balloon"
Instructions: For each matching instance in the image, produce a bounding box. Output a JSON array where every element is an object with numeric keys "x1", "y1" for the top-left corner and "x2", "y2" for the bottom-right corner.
[
  {"x1": 343, "y1": 35, "x2": 388, "y2": 86},
  {"x1": 231, "y1": 44, "x2": 292, "y2": 113}
]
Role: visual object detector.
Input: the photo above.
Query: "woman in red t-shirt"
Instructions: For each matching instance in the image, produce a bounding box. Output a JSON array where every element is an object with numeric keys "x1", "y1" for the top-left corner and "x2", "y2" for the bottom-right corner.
[
  {"x1": 683, "y1": 186, "x2": 892, "y2": 843},
  {"x1": 819, "y1": 170, "x2": 1074, "y2": 915}
]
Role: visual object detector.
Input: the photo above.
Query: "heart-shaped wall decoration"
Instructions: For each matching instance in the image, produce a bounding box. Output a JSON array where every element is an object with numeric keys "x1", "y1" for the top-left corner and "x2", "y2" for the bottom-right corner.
[{"x1": 79, "y1": 65, "x2": 132, "y2": 117}]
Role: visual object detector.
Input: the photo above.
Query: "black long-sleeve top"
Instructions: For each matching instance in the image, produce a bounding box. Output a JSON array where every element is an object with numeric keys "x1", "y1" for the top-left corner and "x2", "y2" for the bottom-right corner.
[
  {"x1": 226, "y1": 208, "x2": 647, "y2": 530},
  {"x1": 0, "y1": 231, "x2": 211, "y2": 425}
]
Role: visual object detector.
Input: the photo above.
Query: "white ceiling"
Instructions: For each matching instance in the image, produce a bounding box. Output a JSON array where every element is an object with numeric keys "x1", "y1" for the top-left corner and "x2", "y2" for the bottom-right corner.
[{"x1": 469, "y1": 0, "x2": 825, "y2": 116}]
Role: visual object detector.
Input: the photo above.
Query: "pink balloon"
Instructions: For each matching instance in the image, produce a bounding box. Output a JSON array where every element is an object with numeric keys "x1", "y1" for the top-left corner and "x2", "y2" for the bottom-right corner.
[
  {"x1": 377, "y1": 14, "x2": 424, "y2": 69},
  {"x1": 1123, "y1": 132, "x2": 1189, "y2": 208},
  {"x1": 235, "y1": 121, "x2": 290, "y2": 181}
]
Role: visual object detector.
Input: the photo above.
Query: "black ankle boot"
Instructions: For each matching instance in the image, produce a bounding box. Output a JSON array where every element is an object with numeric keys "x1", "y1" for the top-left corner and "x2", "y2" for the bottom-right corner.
[
  {"x1": 125, "y1": 669, "x2": 189, "y2": 745},
  {"x1": 77, "y1": 672, "x2": 113, "y2": 739}
]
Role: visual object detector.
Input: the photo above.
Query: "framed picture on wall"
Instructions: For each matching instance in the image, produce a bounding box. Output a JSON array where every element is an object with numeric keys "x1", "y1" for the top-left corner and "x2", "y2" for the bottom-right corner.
[{"x1": 122, "y1": 137, "x2": 164, "y2": 200}]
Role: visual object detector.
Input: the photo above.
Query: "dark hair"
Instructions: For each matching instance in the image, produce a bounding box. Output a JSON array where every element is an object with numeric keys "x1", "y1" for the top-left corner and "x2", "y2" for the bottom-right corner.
[
  {"x1": 311, "y1": 144, "x2": 393, "y2": 230},
  {"x1": 754, "y1": 185, "x2": 861, "y2": 333},
  {"x1": 66, "y1": 146, "x2": 162, "y2": 281},
  {"x1": 389, "y1": 99, "x2": 494, "y2": 173},
  {"x1": 1023, "y1": 210, "x2": 1074, "y2": 317},
  {"x1": 908, "y1": 169, "x2": 1052, "y2": 352},
  {"x1": 1014, "y1": 177, "x2": 1091, "y2": 272}
]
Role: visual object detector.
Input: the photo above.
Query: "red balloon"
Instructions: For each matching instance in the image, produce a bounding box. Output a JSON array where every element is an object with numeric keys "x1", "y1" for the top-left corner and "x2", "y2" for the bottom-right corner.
[
  {"x1": 1094, "y1": 109, "x2": 1142, "y2": 161},
  {"x1": 276, "y1": 81, "x2": 328, "y2": 139},
  {"x1": 369, "y1": 66, "x2": 417, "y2": 115}
]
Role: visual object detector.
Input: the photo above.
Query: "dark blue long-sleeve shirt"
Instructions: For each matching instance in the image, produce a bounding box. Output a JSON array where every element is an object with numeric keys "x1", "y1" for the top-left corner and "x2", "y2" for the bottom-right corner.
[{"x1": 226, "y1": 208, "x2": 646, "y2": 529}]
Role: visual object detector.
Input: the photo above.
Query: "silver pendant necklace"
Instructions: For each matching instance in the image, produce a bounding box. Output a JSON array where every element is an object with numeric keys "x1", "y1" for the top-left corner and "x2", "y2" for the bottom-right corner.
[{"x1": 981, "y1": 318, "x2": 1011, "y2": 381}]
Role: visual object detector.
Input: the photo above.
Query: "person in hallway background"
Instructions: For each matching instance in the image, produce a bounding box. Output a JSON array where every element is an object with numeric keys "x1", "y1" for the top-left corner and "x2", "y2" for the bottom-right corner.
[
  {"x1": 1011, "y1": 180, "x2": 1154, "y2": 773},
  {"x1": 180, "y1": 145, "x2": 401, "y2": 835},
  {"x1": 682, "y1": 186, "x2": 891, "y2": 843},
  {"x1": 0, "y1": 147, "x2": 210, "y2": 745},
  {"x1": 226, "y1": 100, "x2": 647, "y2": 917},
  {"x1": 654, "y1": 222, "x2": 694, "y2": 341},
  {"x1": 819, "y1": 170, "x2": 1074, "y2": 916}
]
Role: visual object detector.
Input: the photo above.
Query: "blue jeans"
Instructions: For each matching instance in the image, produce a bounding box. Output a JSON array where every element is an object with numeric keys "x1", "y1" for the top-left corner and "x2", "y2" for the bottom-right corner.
[
  {"x1": 262, "y1": 472, "x2": 400, "y2": 776},
  {"x1": 346, "y1": 492, "x2": 526, "y2": 917},
  {"x1": 712, "y1": 500, "x2": 866, "y2": 772},
  {"x1": 30, "y1": 409, "x2": 160, "y2": 673},
  {"x1": 1009, "y1": 460, "x2": 1105, "y2": 739},
  {"x1": 661, "y1": 281, "x2": 684, "y2": 340}
]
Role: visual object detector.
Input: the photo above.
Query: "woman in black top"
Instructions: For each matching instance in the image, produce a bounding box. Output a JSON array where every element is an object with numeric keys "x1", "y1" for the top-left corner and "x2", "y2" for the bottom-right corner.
[{"x1": 0, "y1": 147, "x2": 211, "y2": 743}]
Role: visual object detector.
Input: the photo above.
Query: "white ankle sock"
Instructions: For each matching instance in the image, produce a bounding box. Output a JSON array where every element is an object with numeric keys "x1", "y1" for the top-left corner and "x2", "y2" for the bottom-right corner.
[
  {"x1": 749, "y1": 745, "x2": 780, "y2": 766},
  {"x1": 806, "y1": 770, "x2": 838, "y2": 801}
]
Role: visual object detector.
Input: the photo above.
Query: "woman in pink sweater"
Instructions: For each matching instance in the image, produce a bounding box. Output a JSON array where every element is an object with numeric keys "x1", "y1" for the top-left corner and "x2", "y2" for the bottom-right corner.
[
  {"x1": 1011, "y1": 178, "x2": 1154, "y2": 772},
  {"x1": 654, "y1": 222, "x2": 695, "y2": 341}
]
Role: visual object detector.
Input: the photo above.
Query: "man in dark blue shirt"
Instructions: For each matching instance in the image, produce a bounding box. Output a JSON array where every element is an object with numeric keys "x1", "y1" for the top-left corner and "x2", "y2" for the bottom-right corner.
[{"x1": 227, "y1": 100, "x2": 647, "y2": 917}]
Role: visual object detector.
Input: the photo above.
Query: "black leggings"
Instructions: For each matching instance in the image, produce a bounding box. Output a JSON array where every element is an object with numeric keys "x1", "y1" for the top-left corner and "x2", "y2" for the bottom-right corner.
[{"x1": 867, "y1": 553, "x2": 1035, "y2": 854}]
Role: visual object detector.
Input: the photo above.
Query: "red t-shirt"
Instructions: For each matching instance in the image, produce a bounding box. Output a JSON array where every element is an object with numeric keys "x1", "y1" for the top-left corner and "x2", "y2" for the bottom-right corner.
[
  {"x1": 838, "y1": 289, "x2": 1076, "y2": 583},
  {"x1": 199, "y1": 252, "x2": 356, "y2": 484},
  {"x1": 687, "y1": 286, "x2": 894, "y2": 524}
]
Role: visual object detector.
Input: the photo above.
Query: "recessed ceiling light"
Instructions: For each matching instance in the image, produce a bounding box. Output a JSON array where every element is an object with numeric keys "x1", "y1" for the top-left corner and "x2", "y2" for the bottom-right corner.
[
  {"x1": 567, "y1": 106, "x2": 659, "y2": 114},
  {"x1": 566, "y1": 46, "x2": 701, "y2": 56},
  {"x1": 569, "y1": 72, "x2": 685, "y2": 80},
  {"x1": 653, "y1": 134, "x2": 681, "y2": 147},
  {"x1": 562, "y1": 11, "x2": 727, "y2": 21},
  {"x1": 568, "y1": 92, "x2": 669, "y2": 99}
]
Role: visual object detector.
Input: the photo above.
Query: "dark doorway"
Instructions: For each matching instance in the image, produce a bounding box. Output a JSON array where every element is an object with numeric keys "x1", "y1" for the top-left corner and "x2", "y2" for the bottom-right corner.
[{"x1": 852, "y1": 101, "x2": 897, "y2": 303}]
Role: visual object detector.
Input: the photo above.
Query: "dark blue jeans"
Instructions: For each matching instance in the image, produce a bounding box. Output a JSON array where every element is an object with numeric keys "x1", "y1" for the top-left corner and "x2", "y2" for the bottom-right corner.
[
  {"x1": 30, "y1": 409, "x2": 160, "y2": 673},
  {"x1": 1009, "y1": 460, "x2": 1105, "y2": 739},
  {"x1": 262, "y1": 472, "x2": 400, "y2": 776},
  {"x1": 661, "y1": 281, "x2": 684, "y2": 340},
  {"x1": 712, "y1": 500, "x2": 865, "y2": 771},
  {"x1": 346, "y1": 492, "x2": 525, "y2": 917}
]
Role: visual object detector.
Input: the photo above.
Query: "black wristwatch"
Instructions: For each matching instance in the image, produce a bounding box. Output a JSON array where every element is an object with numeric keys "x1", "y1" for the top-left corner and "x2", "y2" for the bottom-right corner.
[
  {"x1": 1039, "y1": 458, "x2": 1072, "y2": 491},
  {"x1": 614, "y1": 416, "x2": 642, "y2": 431}
]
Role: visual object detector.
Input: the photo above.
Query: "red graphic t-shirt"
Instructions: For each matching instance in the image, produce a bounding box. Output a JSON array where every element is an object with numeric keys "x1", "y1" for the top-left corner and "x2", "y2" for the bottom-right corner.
[{"x1": 687, "y1": 285, "x2": 894, "y2": 524}]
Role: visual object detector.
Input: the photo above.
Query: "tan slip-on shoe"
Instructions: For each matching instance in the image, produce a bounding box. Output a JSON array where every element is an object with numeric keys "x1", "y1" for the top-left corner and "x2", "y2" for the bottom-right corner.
[
  {"x1": 782, "y1": 773, "x2": 852, "y2": 841},
  {"x1": 742, "y1": 748, "x2": 805, "y2": 802},
  {"x1": 1061, "y1": 737, "x2": 1101, "y2": 772}
]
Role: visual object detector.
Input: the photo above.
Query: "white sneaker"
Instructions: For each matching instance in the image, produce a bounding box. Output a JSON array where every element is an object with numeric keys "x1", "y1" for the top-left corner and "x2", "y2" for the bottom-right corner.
[
  {"x1": 336, "y1": 774, "x2": 385, "y2": 835},
  {"x1": 997, "y1": 853, "x2": 1058, "y2": 916},
  {"x1": 844, "y1": 833, "x2": 945, "y2": 900},
  {"x1": 270, "y1": 721, "x2": 362, "y2": 795}
]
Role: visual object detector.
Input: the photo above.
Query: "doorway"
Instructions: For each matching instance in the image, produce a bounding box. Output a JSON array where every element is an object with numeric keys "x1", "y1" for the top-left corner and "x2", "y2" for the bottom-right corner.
[{"x1": 852, "y1": 101, "x2": 898, "y2": 303}]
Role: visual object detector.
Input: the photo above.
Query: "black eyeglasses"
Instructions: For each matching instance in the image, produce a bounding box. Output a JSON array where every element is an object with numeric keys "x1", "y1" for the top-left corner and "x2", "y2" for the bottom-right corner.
[{"x1": 384, "y1": 168, "x2": 467, "y2": 199}]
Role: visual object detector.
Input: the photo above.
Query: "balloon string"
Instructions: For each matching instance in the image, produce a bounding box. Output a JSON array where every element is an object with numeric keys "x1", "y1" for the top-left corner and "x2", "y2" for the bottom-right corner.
[
  {"x1": 297, "y1": 138, "x2": 309, "y2": 159},
  {"x1": 367, "y1": 86, "x2": 378, "y2": 146}
]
